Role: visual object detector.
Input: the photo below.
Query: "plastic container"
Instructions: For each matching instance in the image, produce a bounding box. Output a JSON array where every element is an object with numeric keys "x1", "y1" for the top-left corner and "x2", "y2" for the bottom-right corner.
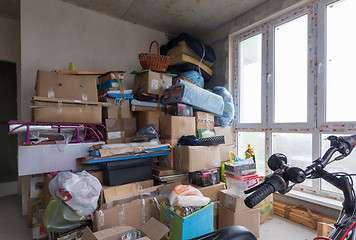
[{"x1": 225, "y1": 174, "x2": 259, "y2": 198}]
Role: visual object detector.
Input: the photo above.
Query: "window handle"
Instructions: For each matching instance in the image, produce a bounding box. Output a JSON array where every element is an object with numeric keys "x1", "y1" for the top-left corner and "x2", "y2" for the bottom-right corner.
[
  {"x1": 318, "y1": 62, "x2": 322, "y2": 74},
  {"x1": 267, "y1": 73, "x2": 271, "y2": 83}
]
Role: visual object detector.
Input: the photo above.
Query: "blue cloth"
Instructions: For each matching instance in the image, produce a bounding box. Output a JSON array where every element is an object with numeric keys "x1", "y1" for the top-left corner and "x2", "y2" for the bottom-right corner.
[
  {"x1": 212, "y1": 86, "x2": 235, "y2": 126},
  {"x1": 180, "y1": 71, "x2": 204, "y2": 88},
  {"x1": 178, "y1": 135, "x2": 200, "y2": 146}
]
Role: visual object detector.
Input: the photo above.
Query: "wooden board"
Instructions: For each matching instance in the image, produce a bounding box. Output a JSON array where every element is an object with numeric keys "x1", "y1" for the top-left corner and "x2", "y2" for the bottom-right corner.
[{"x1": 54, "y1": 70, "x2": 109, "y2": 75}]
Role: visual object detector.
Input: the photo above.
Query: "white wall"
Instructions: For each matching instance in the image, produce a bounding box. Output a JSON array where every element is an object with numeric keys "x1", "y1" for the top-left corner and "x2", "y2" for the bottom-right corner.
[{"x1": 21, "y1": 0, "x2": 168, "y2": 121}]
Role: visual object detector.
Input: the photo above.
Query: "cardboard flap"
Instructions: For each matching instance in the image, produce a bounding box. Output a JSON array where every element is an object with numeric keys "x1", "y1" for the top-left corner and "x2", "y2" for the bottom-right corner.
[
  {"x1": 139, "y1": 218, "x2": 169, "y2": 240},
  {"x1": 93, "y1": 226, "x2": 134, "y2": 239},
  {"x1": 99, "y1": 144, "x2": 171, "y2": 158},
  {"x1": 81, "y1": 227, "x2": 99, "y2": 240}
]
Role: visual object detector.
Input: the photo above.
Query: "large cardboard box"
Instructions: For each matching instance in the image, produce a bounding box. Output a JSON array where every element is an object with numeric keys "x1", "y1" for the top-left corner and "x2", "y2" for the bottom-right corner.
[
  {"x1": 174, "y1": 145, "x2": 220, "y2": 172},
  {"x1": 133, "y1": 70, "x2": 172, "y2": 95},
  {"x1": 105, "y1": 118, "x2": 137, "y2": 137},
  {"x1": 160, "y1": 116, "x2": 196, "y2": 140},
  {"x1": 93, "y1": 183, "x2": 179, "y2": 232},
  {"x1": 137, "y1": 111, "x2": 165, "y2": 131},
  {"x1": 102, "y1": 98, "x2": 132, "y2": 119},
  {"x1": 195, "y1": 182, "x2": 226, "y2": 201},
  {"x1": 214, "y1": 126, "x2": 235, "y2": 145},
  {"x1": 33, "y1": 97, "x2": 102, "y2": 124},
  {"x1": 218, "y1": 190, "x2": 260, "y2": 237},
  {"x1": 160, "y1": 202, "x2": 214, "y2": 240},
  {"x1": 36, "y1": 70, "x2": 98, "y2": 101},
  {"x1": 82, "y1": 218, "x2": 169, "y2": 240},
  {"x1": 218, "y1": 205, "x2": 260, "y2": 237}
]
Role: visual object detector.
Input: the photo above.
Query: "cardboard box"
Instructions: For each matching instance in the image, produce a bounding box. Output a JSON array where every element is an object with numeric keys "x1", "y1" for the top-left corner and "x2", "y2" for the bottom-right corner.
[
  {"x1": 105, "y1": 130, "x2": 125, "y2": 144},
  {"x1": 218, "y1": 189, "x2": 260, "y2": 236},
  {"x1": 36, "y1": 70, "x2": 98, "y2": 101},
  {"x1": 133, "y1": 70, "x2": 172, "y2": 95},
  {"x1": 105, "y1": 118, "x2": 137, "y2": 137},
  {"x1": 195, "y1": 111, "x2": 214, "y2": 130},
  {"x1": 174, "y1": 145, "x2": 220, "y2": 172},
  {"x1": 160, "y1": 139, "x2": 179, "y2": 169},
  {"x1": 137, "y1": 111, "x2": 165, "y2": 131},
  {"x1": 93, "y1": 183, "x2": 180, "y2": 231},
  {"x1": 82, "y1": 217, "x2": 169, "y2": 240},
  {"x1": 98, "y1": 71, "x2": 125, "y2": 83},
  {"x1": 160, "y1": 116, "x2": 196, "y2": 139},
  {"x1": 220, "y1": 144, "x2": 237, "y2": 162},
  {"x1": 32, "y1": 223, "x2": 48, "y2": 240},
  {"x1": 103, "y1": 179, "x2": 154, "y2": 204},
  {"x1": 195, "y1": 182, "x2": 226, "y2": 201},
  {"x1": 33, "y1": 99, "x2": 102, "y2": 124},
  {"x1": 102, "y1": 98, "x2": 132, "y2": 119},
  {"x1": 160, "y1": 201, "x2": 214, "y2": 240},
  {"x1": 214, "y1": 126, "x2": 235, "y2": 145},
  {"x1": 260, "y1": 194, "x2": 273, "y2": 224},
  {"x1": 218, "y1": 205, "x2": 260, "y2": 237}
]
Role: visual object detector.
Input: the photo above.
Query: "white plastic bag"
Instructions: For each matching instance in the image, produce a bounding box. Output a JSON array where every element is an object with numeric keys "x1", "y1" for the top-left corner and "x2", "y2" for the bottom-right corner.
[
  {"x1": 49, "y1": 171, "x2": 102, "y2": 216},
  {"x1": 168, "y1": 185, "x2": 210, "y2": 207}
]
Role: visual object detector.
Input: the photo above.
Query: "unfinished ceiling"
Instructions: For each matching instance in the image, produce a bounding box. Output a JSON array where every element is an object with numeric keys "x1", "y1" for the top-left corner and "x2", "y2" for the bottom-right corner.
[{"x1": 60, "y1": 0, "x2": 268, "y2": 37}]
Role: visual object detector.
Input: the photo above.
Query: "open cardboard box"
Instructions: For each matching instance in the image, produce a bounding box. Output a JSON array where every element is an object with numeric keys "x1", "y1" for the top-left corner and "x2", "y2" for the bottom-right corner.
[{"x1": 81, "y1": 217, "x2": 169, "y2": 240}]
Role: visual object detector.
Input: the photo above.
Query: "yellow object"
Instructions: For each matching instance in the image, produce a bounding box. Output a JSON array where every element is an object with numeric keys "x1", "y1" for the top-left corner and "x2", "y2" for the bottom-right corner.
[
  {"x1": 68, "y1": 62, "x2": 75, "y2": 71},
  {"x1": 169, "y1": 54, "x2": 213, "y2": 76},
  {"x1": 245, "y1": 144, "x2": 255, "y2": 160},
  {"x1": 229, "y1": 151, "x2": 237, "y2": 163}
]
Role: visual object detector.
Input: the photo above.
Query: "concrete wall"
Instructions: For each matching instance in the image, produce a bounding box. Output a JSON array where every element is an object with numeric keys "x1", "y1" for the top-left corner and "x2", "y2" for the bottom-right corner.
[
  {"x1": 20, "y1": 0, "x2": 168, "y2": 121},
  {"x1": 203, "y1": 0, "x2": 308, "y2": 91},
  {"x1": 0, "y1": 16, "x2": 20, "y2": 64}
]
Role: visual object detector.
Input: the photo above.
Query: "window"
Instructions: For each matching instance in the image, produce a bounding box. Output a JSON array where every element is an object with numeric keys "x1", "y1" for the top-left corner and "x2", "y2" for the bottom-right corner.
[{"x1": 233, "y1": 0, "x2": 356, "y2": 200}]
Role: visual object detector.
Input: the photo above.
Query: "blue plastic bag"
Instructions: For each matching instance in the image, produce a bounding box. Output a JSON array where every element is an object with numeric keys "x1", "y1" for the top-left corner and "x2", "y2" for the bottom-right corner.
[
  {"x1": 180, "y1": 70, "x2": 204, "y2": 88},
  {"x1": 213, "y1": 86, "x2": 235, "y2": 126}
]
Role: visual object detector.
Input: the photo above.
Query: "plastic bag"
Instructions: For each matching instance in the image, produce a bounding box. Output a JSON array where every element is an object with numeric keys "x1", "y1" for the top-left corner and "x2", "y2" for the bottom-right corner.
[
  {"x1": 43, "y1": 198, "x2": 88, "y2": 233},
  {"x1": 180, "y1": 70, "x2": 204, "y2": 88},
  {"x1": 49, "y1": 171, "x2": 102, "y2": 216},
  {"x1": 213, "y1": 86, "x2": 235, "y2": 126},
  {"x1": 168, "y1": 185, "x2": 210, "y2": 207}
]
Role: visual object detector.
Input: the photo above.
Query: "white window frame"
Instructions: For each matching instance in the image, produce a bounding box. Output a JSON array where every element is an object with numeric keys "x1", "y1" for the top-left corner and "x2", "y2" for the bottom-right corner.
[{"x1": 231, "y1": 1, "x2": 356, "y2": 200}]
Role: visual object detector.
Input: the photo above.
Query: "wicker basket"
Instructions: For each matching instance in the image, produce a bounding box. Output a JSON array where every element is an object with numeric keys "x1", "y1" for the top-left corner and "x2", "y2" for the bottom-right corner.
[{"x1": 139, "y1": 41, "x2": 171, "y2": 71}]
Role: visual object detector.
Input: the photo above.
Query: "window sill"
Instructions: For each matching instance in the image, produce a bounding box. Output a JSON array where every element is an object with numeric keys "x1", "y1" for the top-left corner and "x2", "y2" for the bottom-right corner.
[{"x1": 285, "y1": 189, "x2": 343, "y2": 211}]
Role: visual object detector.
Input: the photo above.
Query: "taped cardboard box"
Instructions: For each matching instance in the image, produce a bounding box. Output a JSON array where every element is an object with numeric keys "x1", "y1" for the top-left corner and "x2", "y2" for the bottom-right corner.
[
  {"x1": 137, "y1": 111, "x2": 165, "y2": 131},
  {"x1": 194, "y1": 111, "x2": 214, "y2": 130},
  {"x1": 102, "y1": 98, "x2": 132, "y2": 119},
  {"x1": 214, "y1": 126, "x2": 234, "y2": 145},
  {"x1": 32, "y1": 96, "x2": 103, "y2": 124},
  {"x1": 36, "y1": 70, "x2": 98, "y2": 101},
  {"x1": 133, "y1": 70, "x2": 172, "y2": 95},
  {"x1": 160, "y1": 116, "x2": 195, "y2": 139},
  {"x1": 104, "y1": 118, "x2": 137, "y2": 137},
  {"x1": 82, "y1": 217, "x2": 169, "y2": 240},
  {"x1": 260, "y1": 194, "x2": 273, "y2": 224},
  {"x1": 93, "y1": 183, "x2": 180, "y2": 231},
  {"x1": 174, "y1": 145, "x2": 220, "y2": 172},
  {"x1": 195, "y1": 182, "x2": 226, "y2": 201}
]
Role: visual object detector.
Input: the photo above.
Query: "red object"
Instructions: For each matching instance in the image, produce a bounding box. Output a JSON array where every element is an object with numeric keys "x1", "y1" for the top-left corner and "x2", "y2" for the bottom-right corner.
[{"x1": 59, "y1": 188, "x2": 73, "y2": 202}]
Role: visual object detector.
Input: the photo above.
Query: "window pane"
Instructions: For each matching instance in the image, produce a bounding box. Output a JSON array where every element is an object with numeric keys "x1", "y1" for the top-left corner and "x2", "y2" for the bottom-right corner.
[
  {"x1": 326, "y1": 0, "x2": 356, "y2": 122},
  {"x1": 271, "y1": 133, "x2": 313, "y2": 187},
  {"x1": 274, "y1": 15, "x2": 308, "y2": 123},
  {"x1": 237, "y1": 132, "x2": 266, "y2": 176},
  {"x1": 239, "y1": 34, "x2": 262, "y2": 123},
  {"x1": 321, "y1": 134, "x2": 356, "y2": 194}
]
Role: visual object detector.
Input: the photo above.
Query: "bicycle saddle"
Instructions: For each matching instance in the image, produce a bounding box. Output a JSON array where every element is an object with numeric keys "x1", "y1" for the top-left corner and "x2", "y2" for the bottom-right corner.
[{"x1": 189, "y1": 225, "x2": 257, "y2": 240}]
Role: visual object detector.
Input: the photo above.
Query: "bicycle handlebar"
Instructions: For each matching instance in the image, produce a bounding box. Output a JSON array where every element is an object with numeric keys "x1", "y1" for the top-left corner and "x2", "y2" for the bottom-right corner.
[{"x1": 244, "y1": 134, "x2": 356, "y2": 208}]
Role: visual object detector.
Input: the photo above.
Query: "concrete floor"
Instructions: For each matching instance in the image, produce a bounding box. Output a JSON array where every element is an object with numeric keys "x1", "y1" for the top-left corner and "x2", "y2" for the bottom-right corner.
[{"x1": 0, "y1": 195, "x2": 317, "y2": 239}]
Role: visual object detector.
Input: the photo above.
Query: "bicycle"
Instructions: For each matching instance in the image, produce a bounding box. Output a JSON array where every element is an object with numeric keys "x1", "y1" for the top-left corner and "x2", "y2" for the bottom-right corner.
[
  {"x1": 191, "y1": 134, "x2": 356, "y2": 240},
  {"x1": 244, "y1": 134, "x2": 356, "y2": 240}
]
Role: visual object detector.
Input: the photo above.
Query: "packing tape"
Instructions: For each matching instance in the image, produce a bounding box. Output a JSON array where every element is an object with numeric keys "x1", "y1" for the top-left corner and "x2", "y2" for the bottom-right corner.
[
  {"x1": 48, "y1": 87, "x2": 54, "y2": 98},
  {"x1": 57, "y1": 100, "x2": 63, "y2": 114},
  {"x1": 141, "y1": 198, "x2": 146, "y2": 225},
  {"x1": 118, "y1": 204, "x2": 126, "y2": 226},
  {"x1": 98, "y1": 210, "x2": 105, "y2": 227},
  {"x1": 82, "y1": 92, "x2": 88, "y2": 101},
  {"x1": 153, "y1": 197, "x2": 160, "y2": 211},
  {"x1": 136, "y1": 182, "x2": 143, "y2": 192}
]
